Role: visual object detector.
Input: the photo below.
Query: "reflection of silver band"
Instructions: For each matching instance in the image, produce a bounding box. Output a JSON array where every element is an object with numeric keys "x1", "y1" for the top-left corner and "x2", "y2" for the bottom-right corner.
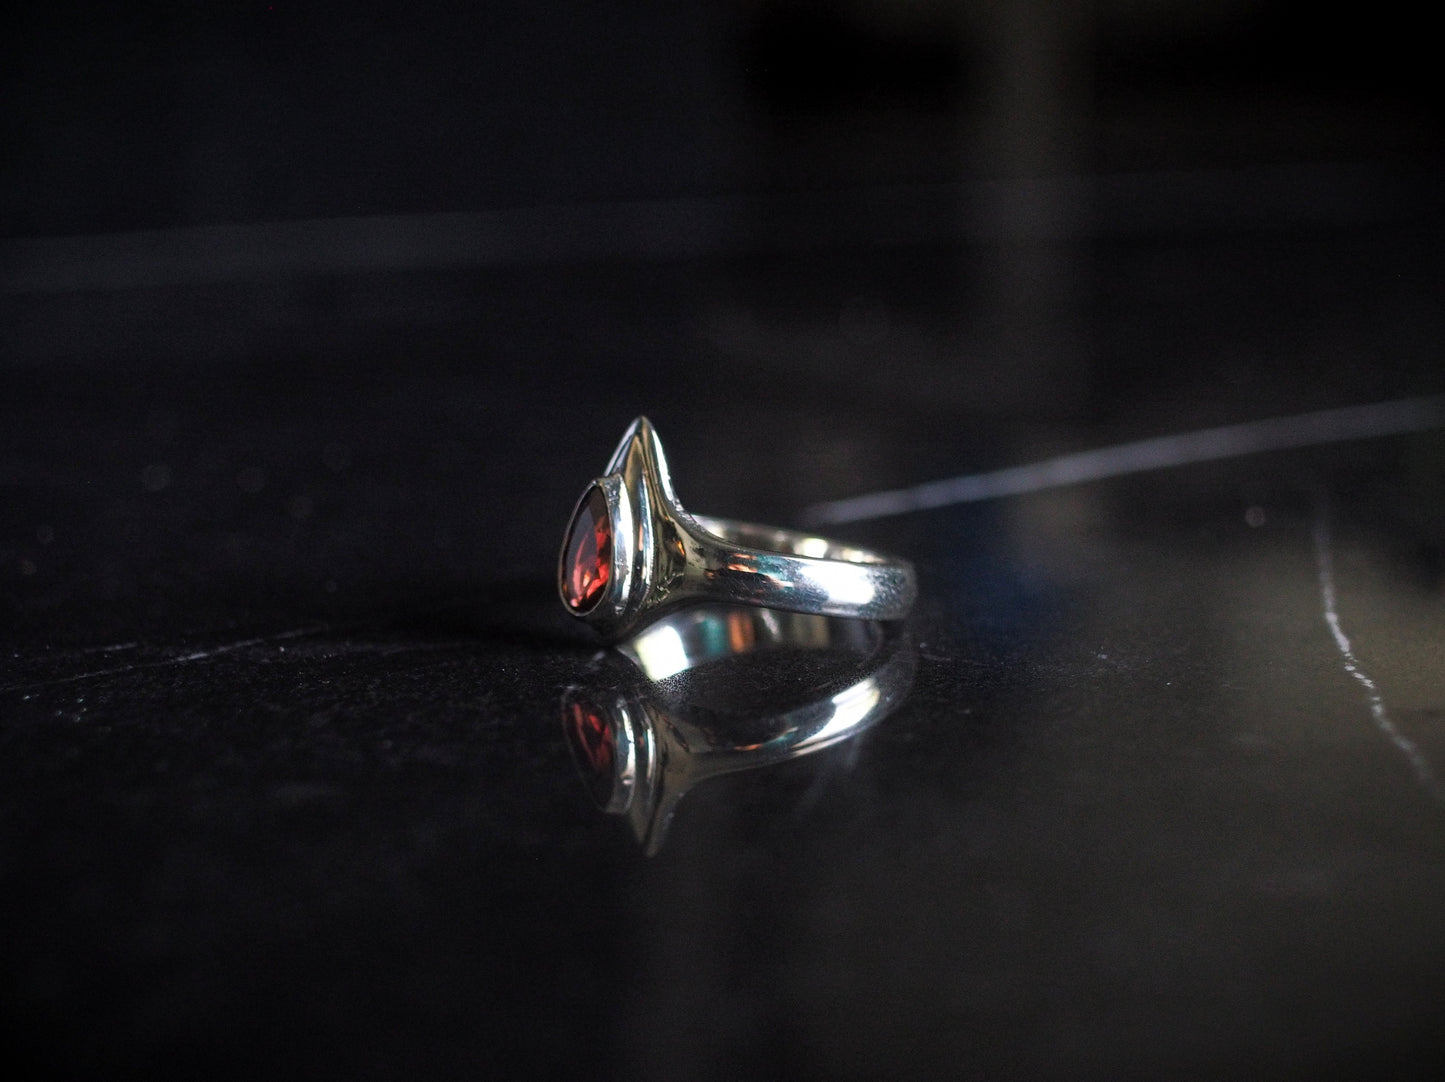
[
  {"x1": 558, "y1": 417, "x2": 917, "y2": 641},
  {"x1": 562, "y1": 604, "x2": 915, "y2": 855},
  {"x1": 616, "y1": 603, "x2": 884, "y2": 681}
]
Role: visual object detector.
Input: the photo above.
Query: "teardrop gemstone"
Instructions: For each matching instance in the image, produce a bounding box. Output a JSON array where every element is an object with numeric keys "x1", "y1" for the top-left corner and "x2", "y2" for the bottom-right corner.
[{"x1": 561, "y1": 485, "x2": 612, "y2": 612}]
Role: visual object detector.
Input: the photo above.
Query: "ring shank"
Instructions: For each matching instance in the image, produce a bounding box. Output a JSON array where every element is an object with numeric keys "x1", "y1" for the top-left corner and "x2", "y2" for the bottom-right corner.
[
  {"x1": 690, "y1": 515, "x2": 893, "y2": 564},
  {"x1": 685, "y1": 514, "x2": 916, "y2": 622}
]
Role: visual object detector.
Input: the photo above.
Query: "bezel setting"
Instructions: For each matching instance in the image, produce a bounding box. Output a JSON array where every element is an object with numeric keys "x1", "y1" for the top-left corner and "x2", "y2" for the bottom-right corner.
[{"x1": 556, "y1": 417, "x2": 695, "y2": 640}]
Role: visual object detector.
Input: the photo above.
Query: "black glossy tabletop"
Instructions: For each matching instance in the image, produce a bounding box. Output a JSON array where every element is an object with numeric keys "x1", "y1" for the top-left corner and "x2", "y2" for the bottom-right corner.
[{"x1": 4, "y1": 5, "x2": 1444, "y2": 1079}]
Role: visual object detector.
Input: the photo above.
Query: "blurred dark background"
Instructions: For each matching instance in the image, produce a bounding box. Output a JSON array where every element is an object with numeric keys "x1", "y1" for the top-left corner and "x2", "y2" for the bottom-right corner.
[
  {"x1": 4, "y1": 0, "x2": 1440, "y2": 422},
  {"x1": 4, "y1": 1, "x2": 1438, "y2": 228}
]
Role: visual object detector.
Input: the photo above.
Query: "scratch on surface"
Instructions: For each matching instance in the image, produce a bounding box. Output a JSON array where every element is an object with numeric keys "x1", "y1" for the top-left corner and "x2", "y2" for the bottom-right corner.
[
  {"x1": 2, "y1": 625, "x2": 327, "y2": 694},
  {"x1": 65, "y1": 641, "x2": 141, "y2": 656},
  {"x1": 1312, "y1": 504, "x2": 1443, "y2": 801},
  {"x1": 803, "y1": 395, "x2": 1445, "y2": 524}
]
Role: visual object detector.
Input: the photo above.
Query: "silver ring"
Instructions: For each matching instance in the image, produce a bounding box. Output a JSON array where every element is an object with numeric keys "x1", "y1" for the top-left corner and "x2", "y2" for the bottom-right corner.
[
  {"x1": 562, "y1": 603, "x2": 916, "y2": 854},
  {"x1": 558, "y1": 417, "x2": 917, "y2": 640}
]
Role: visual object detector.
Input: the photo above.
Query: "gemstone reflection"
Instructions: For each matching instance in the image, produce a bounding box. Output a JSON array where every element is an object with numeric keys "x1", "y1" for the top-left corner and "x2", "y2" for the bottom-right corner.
[{"x1": 564, "y1": 697, "x2": 618, "y2": 808}]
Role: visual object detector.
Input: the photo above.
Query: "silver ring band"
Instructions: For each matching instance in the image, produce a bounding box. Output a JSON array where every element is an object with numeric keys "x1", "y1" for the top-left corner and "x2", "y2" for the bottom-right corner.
[{"x1": 558, "y1": 417, "x2": 917, "y2": 640}]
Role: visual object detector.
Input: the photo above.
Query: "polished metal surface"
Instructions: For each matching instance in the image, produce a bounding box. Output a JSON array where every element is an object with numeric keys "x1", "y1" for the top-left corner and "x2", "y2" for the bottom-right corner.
[
  {"x1": 564, "y1": 605, "x2": 915, "y2": 854},
  {"x1": 558, "y1": 417, "x2": 917, "y2": 640}
]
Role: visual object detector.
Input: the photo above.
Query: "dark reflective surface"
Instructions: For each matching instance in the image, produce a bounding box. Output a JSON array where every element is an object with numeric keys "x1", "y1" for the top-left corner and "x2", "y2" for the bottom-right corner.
[{"x1": 5, "y1": 357, "x2": 1442, "y2": 1078}]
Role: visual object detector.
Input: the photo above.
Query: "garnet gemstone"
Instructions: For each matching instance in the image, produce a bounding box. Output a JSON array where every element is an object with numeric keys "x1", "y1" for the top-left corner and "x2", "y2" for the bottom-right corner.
[{"x1": 561, "y1": 485, "x2": 612, "y2": 612}]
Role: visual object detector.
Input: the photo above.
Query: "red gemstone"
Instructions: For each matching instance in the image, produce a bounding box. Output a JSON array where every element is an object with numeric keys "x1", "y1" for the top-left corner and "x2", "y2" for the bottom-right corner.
[{"x1": 561, "y1": 486, "x2": 612, "y2": 612}]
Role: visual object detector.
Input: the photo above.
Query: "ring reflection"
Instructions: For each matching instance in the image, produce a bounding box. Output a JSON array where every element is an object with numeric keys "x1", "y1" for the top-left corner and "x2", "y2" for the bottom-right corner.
[{"x1": 562, "y1": 605, "x2": 914, "y2": 855}]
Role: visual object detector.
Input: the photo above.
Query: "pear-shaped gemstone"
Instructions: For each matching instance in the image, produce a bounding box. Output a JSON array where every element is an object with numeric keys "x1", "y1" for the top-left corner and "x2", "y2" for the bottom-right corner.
[{"x1": 562, "y1": 486, "x2": 611, "y2": 612}]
